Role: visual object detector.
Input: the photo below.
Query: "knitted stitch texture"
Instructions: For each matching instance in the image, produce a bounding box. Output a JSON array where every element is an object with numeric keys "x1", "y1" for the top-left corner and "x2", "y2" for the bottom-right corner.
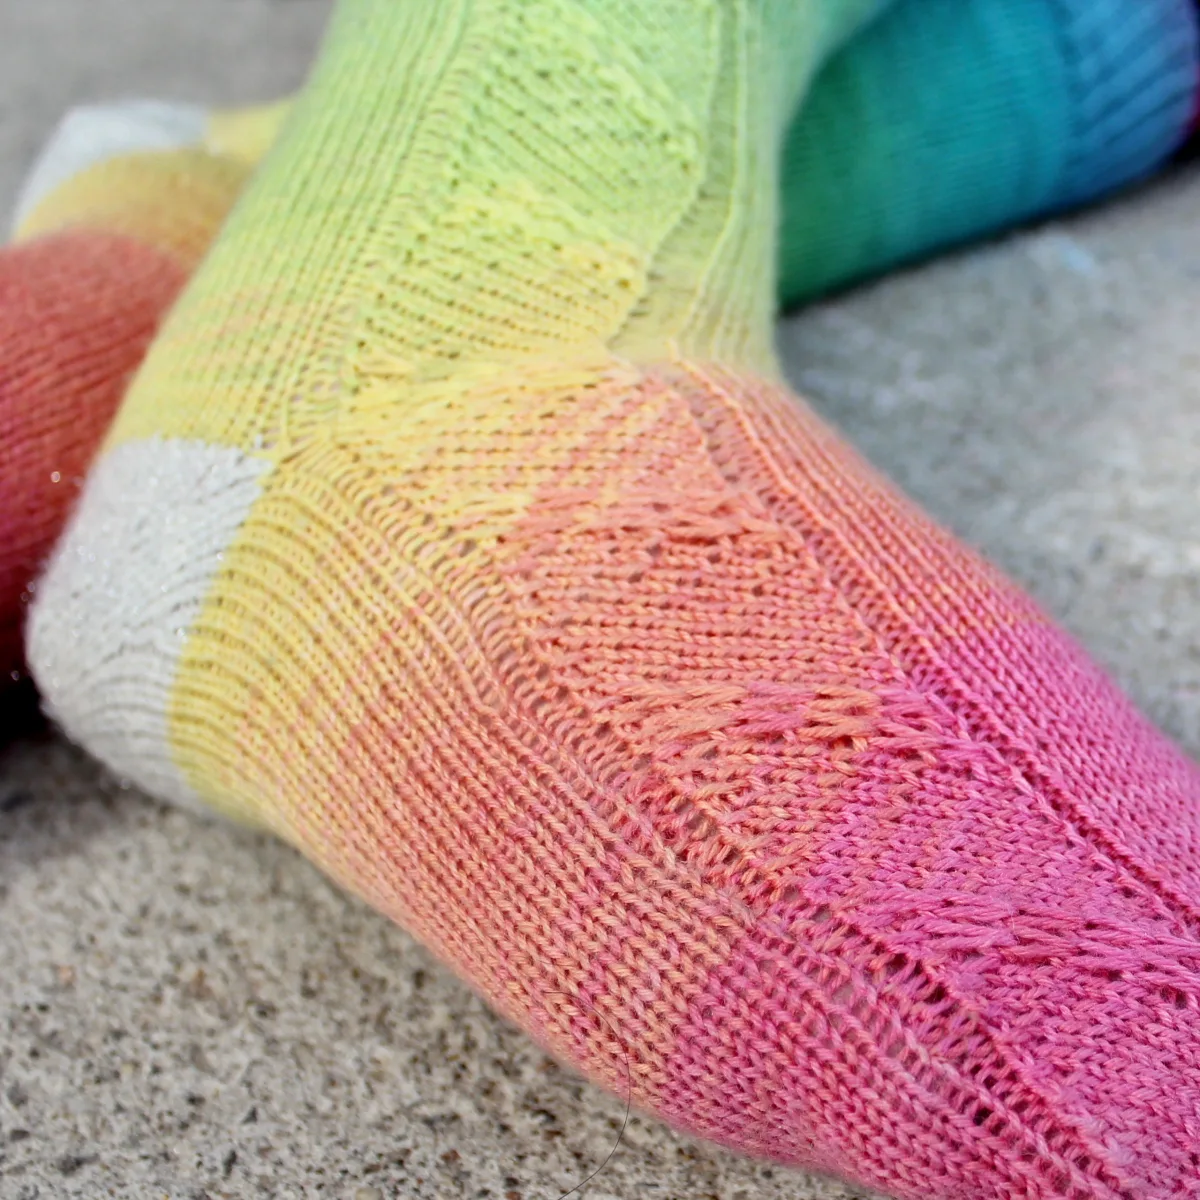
[
  {"x1": 66, "y1": 0, "x2": 1200, "y2": 314},
  {"x1": 29, "y1": 1, "x2": 1200, "y2": 1195},
  {"x1": 0, "y1": 103, "x2": 275, "y2": 689},
  {"x1": 0, "y1": 234, "x2": 185, "y2": 686},
  {"x1": 779, "y1": 0, "x2": 1200, "y2": 305},
  {"x1": 0, "y1": 157, "x2": 247, "y2": 687}
]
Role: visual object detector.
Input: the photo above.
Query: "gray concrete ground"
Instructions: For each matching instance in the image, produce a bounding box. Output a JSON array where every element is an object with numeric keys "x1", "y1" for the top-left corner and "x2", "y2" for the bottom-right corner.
[{"x1": 4, "y1": 1, "x2": 1200, "y2": 1197}]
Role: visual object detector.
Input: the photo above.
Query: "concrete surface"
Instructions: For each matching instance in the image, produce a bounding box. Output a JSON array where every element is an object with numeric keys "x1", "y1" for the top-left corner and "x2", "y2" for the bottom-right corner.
[{"x1": 4, "y1": 1, "x2": 1200, "y2": 1197}]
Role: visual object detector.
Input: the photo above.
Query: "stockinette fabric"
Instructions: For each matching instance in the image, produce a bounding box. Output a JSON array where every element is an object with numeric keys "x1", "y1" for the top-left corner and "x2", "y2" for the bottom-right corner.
[
  {"x1": 27, "y1": 1, "x2": 1200, "y2": 1196},
  {"x1": 0, "y1": 109, "x2": 256, "y2": 688},
  {"x1": 0, "y1": 100, "x2": 285, "y2": 691},
  {"x1": 779, "y1": 0, "x2": 1200, "y2": 305}
]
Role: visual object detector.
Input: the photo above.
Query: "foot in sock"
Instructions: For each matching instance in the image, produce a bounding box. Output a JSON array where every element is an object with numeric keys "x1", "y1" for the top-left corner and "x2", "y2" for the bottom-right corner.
[
  {"x1": 28, "y1": 1, "x2": 1200, "y2": 1195},
  {"x1": 0, "y1": 100, "x2": 284, "y2": 689},
  {"x1": 780, "y1": 0, "x2": 1200, "y2": 304}
]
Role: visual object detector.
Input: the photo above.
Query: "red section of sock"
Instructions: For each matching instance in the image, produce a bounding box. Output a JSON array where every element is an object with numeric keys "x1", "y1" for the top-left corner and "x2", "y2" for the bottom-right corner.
[{"x1": 0, "y1": 231, "x2": 185, "y2": 685}]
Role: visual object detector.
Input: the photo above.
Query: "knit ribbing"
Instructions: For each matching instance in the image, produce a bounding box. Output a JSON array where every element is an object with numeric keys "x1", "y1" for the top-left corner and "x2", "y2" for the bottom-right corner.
[{"x1": 1050, "y1": 0, "x2": 1198, "y2": 206}]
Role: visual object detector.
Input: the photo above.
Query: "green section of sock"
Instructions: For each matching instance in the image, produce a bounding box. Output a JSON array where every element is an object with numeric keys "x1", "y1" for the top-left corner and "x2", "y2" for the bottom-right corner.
[
  {"x1": 778, "y1": 0, "x2": 1199, "y2": 307},
  {"x1": 111, "y1": 0, "x2": 882, "y2": 447}
]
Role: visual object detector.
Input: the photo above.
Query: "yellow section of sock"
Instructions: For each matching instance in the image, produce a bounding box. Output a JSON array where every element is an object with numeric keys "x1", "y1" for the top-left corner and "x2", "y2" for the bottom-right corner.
[
  {"x1": 105, "y1": 0, "x2": 873, "y2": 458},
  {"x1": 205, "y1": 98, "x2": 294, "y2": 167},
  {"x1": 13, "y1": 149, "x2": 249, "y2": 269}
]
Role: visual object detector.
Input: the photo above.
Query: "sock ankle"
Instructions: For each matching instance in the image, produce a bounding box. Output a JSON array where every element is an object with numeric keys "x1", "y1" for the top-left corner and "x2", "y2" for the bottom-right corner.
[{"x1": 70, "y1": 0, "x2": 1200, "y2": 318}]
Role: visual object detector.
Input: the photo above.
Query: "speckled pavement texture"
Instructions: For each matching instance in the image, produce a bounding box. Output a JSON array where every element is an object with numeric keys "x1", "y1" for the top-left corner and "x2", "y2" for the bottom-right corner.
[{"x1": 4, "y1": 2, "x2": 1200, "y2": 1197}]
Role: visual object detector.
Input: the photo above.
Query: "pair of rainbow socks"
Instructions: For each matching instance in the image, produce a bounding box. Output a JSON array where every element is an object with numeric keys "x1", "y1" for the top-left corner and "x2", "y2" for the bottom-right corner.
[{"x1": 6, "y1": 2, "x2": 1200, "y2": 1197}]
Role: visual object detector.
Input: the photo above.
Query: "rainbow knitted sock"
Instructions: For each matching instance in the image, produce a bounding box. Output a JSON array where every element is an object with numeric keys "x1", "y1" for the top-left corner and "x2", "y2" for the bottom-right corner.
[
  {"x1": 10, "y1": 98, "x2": 285, "y2": 239},
  {"x1": 68, "y1": 0, "x2": 1200, "y2": 314},
  {"x1": 29, "y1": 2, "x2": 1200, "y2": 1195},
  {"x1": 198, "y1": 4, "x2": 1200, "y2": 312},
  {"x1": 780, "y1": 0, "x2": 1200, "y2": 305},
  {"x1": 0, "y1": 101, "x2": 281, "y2": 689}
]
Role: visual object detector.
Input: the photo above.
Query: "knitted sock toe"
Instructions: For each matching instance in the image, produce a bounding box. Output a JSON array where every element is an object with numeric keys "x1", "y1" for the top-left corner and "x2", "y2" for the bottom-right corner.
[
  {"x1": 29, "y1": 2, "x2": 1200, "y2": 1195},
  {"x1": 778, "y1": 0, "x2": 1200, "y2": 305},
  {"x1": 0, "y1": 234, "x2": 186, "y2": 685},
  {"x1": 0, "y1": 105, "x2": 257, "y2": 689}
]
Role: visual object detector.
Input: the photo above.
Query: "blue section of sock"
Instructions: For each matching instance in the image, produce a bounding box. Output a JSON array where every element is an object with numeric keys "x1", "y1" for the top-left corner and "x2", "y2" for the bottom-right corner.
[{"x1": 777, "y1": 0, "x2": 1200, "y2": 308}]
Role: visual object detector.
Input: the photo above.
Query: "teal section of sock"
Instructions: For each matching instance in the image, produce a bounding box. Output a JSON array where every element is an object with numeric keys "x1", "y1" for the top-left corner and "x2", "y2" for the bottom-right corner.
[{"x1": 778, "y1": 0, "x2": 1200, "y2": 309}]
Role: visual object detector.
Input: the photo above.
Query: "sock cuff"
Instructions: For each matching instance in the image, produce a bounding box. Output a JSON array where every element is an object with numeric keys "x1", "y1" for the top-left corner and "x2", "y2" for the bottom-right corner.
[{"x1": 1051, "y1": 0, "x2": 1200, "y2": 207}]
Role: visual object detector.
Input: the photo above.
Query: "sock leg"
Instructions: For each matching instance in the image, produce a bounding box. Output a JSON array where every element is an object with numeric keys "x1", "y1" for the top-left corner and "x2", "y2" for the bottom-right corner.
[
  {"x1": 29, "y1": 2, "x2": 1200, "y2": 1194},
  {"x1": 778, "y1": 0, "x2": 1200, "y2": 305},
  {"x1": 41, "y1": 0, "x2": 1200, "y2": 322}
]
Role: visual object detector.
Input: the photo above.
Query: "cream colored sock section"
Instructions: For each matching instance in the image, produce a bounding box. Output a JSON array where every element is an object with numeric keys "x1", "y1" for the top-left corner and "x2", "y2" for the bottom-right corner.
[
  {"x1": 28, "y1": 440, "x2": 269, "y2": 819},
  {"x1": 12, "y1": 101, "x2": 207, "y2": 234}
]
